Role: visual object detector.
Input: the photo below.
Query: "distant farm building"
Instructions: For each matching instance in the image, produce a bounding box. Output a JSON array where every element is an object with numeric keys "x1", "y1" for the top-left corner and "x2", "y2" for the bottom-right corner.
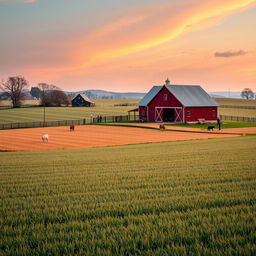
[
  {"x1": 72, "y1": 94, "x2": 95, "y2": 107},
  {"x1": 138, "y1": 79, "x2": 218, "y2": 123}
]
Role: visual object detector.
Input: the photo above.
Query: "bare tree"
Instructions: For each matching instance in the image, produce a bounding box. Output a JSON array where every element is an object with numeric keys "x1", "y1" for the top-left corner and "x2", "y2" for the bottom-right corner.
[
  {"x1": 38, "y1": 83, "x2": 57, "y2": 106},
  {"x1": 38, "y1": 83, "x2": 69, "y2": 106},
  {"x1": 0, "y1": 76, "x2": 28, "y2": 107},
  {"x1": 241, "y1": 88, "x2": 254, "y2": 100}
]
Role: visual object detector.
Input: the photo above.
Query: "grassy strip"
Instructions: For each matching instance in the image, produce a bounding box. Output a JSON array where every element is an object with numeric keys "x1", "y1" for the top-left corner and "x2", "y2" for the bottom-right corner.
[
  {"x1": 165, "y1": 120, "x2": 256, "y2": 129},
  {"x1": 97, "y1": 123, "x2": 244, "y2": 135}
]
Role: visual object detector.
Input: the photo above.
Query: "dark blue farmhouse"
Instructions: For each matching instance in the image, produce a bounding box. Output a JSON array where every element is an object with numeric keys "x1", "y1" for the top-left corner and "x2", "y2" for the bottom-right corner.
[{"x1": 72, "y1": 94, "x2": 95, "y2": 107}]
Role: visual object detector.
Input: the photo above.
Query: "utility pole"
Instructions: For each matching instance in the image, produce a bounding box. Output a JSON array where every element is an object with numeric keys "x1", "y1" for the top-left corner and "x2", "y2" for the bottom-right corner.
[
  {"x1": 42, "y1": 89, "x2": 46, "y2": 126},
  {"x1": 43, "y1": 102, "x2": 46, "y2": 125}
]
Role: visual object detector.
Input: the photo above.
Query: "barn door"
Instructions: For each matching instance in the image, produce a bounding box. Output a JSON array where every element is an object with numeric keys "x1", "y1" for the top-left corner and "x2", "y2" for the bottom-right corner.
[
  {"x1": 155, "y1": 108, "x2": 163, "y2": 122},
  {"x1": 174, "y1": 108, "x2": 183, "y2": 123}
]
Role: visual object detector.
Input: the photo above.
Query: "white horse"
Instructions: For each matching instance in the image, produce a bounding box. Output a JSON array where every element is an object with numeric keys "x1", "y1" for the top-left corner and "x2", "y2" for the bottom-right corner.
[{"x1": 41, "y1": 134, "x2": 49, "y2": 142}]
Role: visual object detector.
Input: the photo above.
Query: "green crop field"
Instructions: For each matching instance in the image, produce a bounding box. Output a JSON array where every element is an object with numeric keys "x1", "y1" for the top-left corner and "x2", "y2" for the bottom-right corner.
[
  {"x1": 0, "y1": 99, "x2": 138, "y2": 124},
  {"x1": 0, "y1": 99, "x2": 40, "y2": 107},
  {"x1": 218, "y1": 107, "x2": 256, "y2": 118},
  {"x1": 214, "y1": 98, "x2": 256, "y2": 118},
  {"x1": 1, "y1": 136, "x2": 255, "y2": 255},
  {"x1": 214, "y1": 98, "x2": 256, "y2": 107}
]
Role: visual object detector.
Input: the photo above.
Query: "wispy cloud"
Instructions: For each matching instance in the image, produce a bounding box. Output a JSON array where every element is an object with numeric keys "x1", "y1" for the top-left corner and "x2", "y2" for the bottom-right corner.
[
  {"x1": 214, "y1": 50, "x2": 247, "y2": 57},
  {"x1": 71, "y1": 0, "x2": 256, "y2": 71},
  {"x1": 0, "y1": 0, "x2": 37, "y2": 3},
  {"x1": 20, "y1": 0, "x2": 256, "y2": 79}
]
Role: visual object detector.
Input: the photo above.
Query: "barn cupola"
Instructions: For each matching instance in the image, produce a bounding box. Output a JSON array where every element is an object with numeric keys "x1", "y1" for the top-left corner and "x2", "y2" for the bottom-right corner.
[{"x1": 165, "y1": 78, "x2": 170, "y2": 86}]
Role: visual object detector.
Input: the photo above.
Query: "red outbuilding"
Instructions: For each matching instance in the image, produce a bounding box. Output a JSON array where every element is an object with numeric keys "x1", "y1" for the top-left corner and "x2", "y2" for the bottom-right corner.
[{"x1": 138, "y1": 79, "x2": 218, "y2": 123}]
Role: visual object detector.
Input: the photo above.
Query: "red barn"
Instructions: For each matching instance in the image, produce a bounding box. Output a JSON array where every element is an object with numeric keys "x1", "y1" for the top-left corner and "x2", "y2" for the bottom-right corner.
[{"x1": 138, "y1": 79, "x2": 218, "y2": 123}]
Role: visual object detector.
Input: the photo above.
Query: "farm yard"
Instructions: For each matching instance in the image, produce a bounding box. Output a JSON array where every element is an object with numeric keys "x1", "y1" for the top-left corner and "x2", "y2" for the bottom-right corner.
[
  {"x1": 0, "y1": 98, "x2": 256, "y2": 125},
  {"x1": 0, "y1": 136, "x2": 256, "y2": 255}
]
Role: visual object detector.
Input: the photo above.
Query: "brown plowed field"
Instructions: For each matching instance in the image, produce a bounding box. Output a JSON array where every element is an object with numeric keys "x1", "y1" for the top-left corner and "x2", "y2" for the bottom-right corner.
[{"x1": 0, "y1": 125, "x2": 240, "y2": 151}]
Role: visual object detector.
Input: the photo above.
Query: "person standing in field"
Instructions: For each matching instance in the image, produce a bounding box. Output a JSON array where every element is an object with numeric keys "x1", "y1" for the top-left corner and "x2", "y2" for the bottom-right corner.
[{"x1": 217, "y1": 117, "x2": 221, "y2": 130}]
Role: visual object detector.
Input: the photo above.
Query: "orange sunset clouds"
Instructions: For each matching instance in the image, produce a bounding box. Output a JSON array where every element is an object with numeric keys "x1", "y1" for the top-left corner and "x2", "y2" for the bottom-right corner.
[{"x1": 0, "y1": 0, "x2": 255, "y2": 92}]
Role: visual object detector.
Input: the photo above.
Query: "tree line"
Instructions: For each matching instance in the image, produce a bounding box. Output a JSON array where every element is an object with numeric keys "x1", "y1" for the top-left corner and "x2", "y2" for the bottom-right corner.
[
  {"x1": 0, "y1": 76, "x2": 70, "y2": 108},
  {"x1": 0, "y1": 75, "x2": 255, "y2": 108}
]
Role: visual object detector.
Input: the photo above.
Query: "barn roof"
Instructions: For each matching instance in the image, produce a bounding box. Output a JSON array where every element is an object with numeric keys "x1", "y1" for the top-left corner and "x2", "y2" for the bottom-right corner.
[
  {"x1": 166, "y1": 85, "x2": 218, "y2": 107},
  {"x1": 138, "y1": 85, "x2": 218, "y2": 107},
  {"x1": 72, "y1": 94, "x2": 95, "y2": 104},
  {"x1": 138, "y1": 86, "x2": 162, "y2": 106}
]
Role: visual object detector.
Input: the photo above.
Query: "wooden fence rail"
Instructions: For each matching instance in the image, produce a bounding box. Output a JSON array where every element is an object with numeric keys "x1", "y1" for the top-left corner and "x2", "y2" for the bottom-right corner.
[
  {"x1": 1, "y1": 114, "x2": 254, "y2": 130},
  {"x1": 0, "y1": 114, "x2": 139, "y2": 130},
  {"x1": 220, "y1": 105, "x2": 256, "y2": 109},
  {"x1": 220, "y1": 115, "x2": 256, "y2": 122}
]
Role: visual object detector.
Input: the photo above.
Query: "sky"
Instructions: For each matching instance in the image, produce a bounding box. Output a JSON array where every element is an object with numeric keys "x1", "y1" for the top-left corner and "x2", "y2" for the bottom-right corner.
[{"x1": 0, "y1": 0, "x2": 256, "y2": 92}]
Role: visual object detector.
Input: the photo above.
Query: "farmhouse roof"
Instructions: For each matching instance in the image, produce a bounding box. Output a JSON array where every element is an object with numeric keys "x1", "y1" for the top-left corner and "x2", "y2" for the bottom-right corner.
[
  {"x1": 73, "y1": 94, "x2": 95, "y2": 104},
  {"x1": 138, "y1": 84, "x2": 218, "y2": 107}
]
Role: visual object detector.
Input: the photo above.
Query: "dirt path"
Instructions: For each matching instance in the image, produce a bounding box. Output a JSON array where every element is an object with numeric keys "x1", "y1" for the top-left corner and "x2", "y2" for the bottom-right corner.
[{"x1": 0, "y1": 125, "x2": 240, "y2": 151}]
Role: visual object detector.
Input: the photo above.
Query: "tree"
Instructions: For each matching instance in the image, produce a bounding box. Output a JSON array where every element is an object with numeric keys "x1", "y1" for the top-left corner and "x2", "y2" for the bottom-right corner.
[
  {"x1": 30, "y1": 87, "x2": 41, "y2": 99},
  {"x1": 241, "y1": 88, "x2": 254, "y2": 99},
  {"x1": 0, "y1": 76, "x2": 28, "y2": 107},
  {"x1": 48, "y1": 90, "x2": 70, "y2": 106},
  {"x1": 38, "y1": 83, "x2": 57, "y2": 106},
  {"x1": 37, "y1": 83, "x2": 70, "y2": 106}
]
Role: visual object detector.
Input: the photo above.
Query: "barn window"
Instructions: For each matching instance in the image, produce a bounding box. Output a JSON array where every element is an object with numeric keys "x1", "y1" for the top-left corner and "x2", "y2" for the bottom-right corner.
[
  {"x1": 164, "y1": 94, "x2": 168, "y2": 101},
  {"x1": 212, "y1": 109, "x2": 216, "y2": 117},
  {"x1": 187, "y1": 110, "x2": 191, "y2": 117},
  {"x1": 141, "y1": 110, "x2": 145, "y2": 116}
]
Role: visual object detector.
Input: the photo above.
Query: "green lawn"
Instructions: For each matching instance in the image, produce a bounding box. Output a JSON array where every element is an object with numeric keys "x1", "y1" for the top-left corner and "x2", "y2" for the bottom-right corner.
[
  {"x1": 165, "y1": 120, "x2": 256, "y2": 129},
  {"x1": 0, "y1": 136, "x2": 255, "y2": 255}
]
